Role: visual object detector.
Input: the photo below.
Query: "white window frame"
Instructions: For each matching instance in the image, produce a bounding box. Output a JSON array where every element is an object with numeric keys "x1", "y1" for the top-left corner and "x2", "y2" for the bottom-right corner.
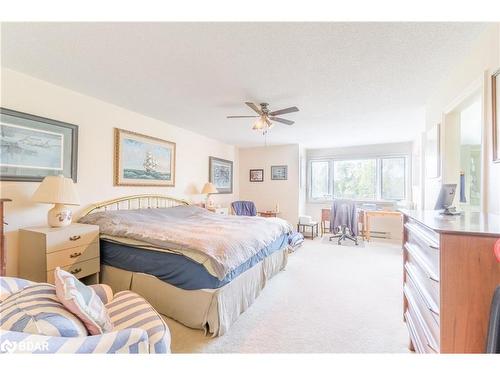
[{"x1": 307, "y1": 154, "x2": 411, "y2": 203}]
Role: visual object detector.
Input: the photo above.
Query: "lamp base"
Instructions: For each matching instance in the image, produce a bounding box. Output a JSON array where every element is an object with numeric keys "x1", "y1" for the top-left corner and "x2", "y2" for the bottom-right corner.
[
  {"x1": 206, "y1": 195, "x2": 215, "y2": 209},
  {"x1": 48, "y1": 203, "x2": 73, "y2": 227}
]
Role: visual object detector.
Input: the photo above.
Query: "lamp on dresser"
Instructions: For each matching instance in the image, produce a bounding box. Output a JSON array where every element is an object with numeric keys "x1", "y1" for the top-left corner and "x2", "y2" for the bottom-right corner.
[{"x1": 32, "y1": 175, "x2": 80, "y2": 227}]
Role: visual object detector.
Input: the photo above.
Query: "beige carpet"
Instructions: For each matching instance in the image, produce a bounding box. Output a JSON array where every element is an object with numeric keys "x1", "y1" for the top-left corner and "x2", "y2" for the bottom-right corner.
[{"x1": 162, "y1": 237, "x2": 409, "y2": 353}]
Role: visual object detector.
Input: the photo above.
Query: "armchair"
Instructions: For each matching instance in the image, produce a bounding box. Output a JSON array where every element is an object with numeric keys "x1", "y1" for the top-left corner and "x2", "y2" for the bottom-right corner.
[{"x1": 0, "y1": 277, "x2": 170, "y2": 354}]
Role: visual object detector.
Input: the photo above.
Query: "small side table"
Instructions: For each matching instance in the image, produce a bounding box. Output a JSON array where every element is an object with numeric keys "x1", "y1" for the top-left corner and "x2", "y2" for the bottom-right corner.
[
  {"x1": 297, "y1": 222, "x2": 319, "y2": 239},
  {"x1": 258, "y1": 211, "x2": 279, "y2": 218}
]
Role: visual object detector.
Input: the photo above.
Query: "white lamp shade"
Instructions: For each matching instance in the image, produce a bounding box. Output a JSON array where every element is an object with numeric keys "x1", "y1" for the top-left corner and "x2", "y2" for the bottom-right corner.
[
  {"x1": 32, "y1": 175, "x2": 80, "y2": 206},
  {"x1": 201, "y1": 182, "x2": 218, "y2": 194}
]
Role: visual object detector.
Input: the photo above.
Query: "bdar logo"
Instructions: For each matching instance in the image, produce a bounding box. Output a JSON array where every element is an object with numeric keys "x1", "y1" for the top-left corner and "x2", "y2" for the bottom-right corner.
[{"x1": 0, "y1": 339, "x2": 16, "y2": 353}]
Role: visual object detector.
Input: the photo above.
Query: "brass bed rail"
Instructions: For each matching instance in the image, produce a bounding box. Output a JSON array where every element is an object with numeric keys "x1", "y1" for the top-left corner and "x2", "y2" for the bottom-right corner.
[{"x1": 80, "y1": 194, "x2": 189, "y2": 217}]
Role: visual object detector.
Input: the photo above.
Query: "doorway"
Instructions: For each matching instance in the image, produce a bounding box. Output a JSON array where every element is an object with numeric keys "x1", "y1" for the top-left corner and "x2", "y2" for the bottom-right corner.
[{"x1": 443, "y1": 89, "x2": 483, "y2": 212}]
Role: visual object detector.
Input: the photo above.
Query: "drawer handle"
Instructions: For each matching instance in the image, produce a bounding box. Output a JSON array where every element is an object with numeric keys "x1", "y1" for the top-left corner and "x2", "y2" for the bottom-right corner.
[
  {"x1": 70, "y1": 268, "x2": 82, "y2": 275},
  {"x1": 69, "y1": 252, "x2": 82, "y2": 258},
  {"x1": 69, "y1": 235, "x2": 81, "y2": 241},
  {"x1": 406, "y1": 266, "x2": 439, "y2": 316}
]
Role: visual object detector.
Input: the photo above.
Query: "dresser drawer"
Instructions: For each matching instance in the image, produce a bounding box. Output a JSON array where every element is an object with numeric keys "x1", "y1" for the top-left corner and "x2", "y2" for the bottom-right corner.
[
  {"x1": 404, "y1": 277, "x2": 440, "y2": 352},
  {"x1": 46, "y1": 242, "x2": 99, "y2": 270},
  {"x1": 405, "y1": 244, "x2": 439, "y2": 309},
  {"x1": 45, "y1": 225, "x2": 99, "y2": 253},
  {"x1": 46, "y1": 257, "x2": 100, "y2": 284},
  {"x1": 405, "y1": 218, "x2": 439, "y2": 245},
  {"x1": 405, "y1": 311, "x2": 428, "y2": 353},
  {"x1": 405, "y1": 223, "x2": 439, "y2": 278},
  {"x1": 405, "y1": 308, "x2": 437, "y2": 354}
]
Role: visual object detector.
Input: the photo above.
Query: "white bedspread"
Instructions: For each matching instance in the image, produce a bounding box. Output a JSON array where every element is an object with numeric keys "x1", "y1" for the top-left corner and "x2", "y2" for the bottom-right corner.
[{"x1": 79, "y1": 205, "x2": 291, "y2": 280}]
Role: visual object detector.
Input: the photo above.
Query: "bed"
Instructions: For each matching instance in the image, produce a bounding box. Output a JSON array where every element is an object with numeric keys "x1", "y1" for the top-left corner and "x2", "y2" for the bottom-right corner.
[{"x1": 78, "y1": 195, "x2": 291, "y2": 336}]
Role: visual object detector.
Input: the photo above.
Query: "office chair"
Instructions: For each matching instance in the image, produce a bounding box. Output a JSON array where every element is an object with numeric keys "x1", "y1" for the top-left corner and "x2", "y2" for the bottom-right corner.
[{"x1": 329, "y1": 199, "x2": 359, "y2": 246}]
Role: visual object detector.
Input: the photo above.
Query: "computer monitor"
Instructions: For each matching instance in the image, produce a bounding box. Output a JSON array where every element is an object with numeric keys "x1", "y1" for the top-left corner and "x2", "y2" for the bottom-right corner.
[{"x1": 434, "y1": 183, "x2": 459, "y2": 215}]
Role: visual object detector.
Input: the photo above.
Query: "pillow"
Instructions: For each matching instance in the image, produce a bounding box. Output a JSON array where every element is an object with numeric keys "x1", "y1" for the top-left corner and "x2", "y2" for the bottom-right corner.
[
  {"x1": 54, "y1": 268, "x2": 113, "y2": 335},
  {"x1": 0, "y1": 282, "x2": 87, "y2": 337}
]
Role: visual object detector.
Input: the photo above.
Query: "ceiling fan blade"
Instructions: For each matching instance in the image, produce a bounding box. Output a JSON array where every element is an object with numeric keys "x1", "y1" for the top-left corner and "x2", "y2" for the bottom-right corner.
[
  {"x1": 226, "y1": 115, "x2": 259, "y2": 118},
  {"x1": 270, "y1": 117, "x2": 294, "y2": 125},
  {"x1": 269, "y1": 106, "x2": 299, "y2": 116},
  {"x1": 245, "y1": 102, "x2": 263, "y2": 115}
]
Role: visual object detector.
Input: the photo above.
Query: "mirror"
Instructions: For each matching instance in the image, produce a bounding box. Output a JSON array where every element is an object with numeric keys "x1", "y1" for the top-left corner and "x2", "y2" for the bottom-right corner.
[{"x1": 459, "y1": 97, "x2": 482, "y2": 211}]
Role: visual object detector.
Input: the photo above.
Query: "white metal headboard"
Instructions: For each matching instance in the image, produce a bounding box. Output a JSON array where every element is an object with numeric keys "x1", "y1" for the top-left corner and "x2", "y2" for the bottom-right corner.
[{"x1": 80, "y1": 194, "x2": 189, "y2": 217}]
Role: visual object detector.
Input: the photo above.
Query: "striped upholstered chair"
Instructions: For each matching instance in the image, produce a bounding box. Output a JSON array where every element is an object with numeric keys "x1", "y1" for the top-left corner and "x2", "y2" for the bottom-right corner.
[{"x1": 0, "y1": 277, "x2": 170, "y2": 354}]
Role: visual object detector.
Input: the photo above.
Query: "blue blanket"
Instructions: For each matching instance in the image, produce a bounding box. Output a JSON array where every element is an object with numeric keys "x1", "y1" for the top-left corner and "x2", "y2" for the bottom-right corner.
[{"x1": 100, "y1": 233, "x2": 289, "y2": 290}]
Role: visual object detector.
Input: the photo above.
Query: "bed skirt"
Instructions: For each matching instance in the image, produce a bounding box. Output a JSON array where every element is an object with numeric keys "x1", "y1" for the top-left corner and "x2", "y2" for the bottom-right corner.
[{"x1": 100, "y1": 246, "x2": 288, "y2": 336}]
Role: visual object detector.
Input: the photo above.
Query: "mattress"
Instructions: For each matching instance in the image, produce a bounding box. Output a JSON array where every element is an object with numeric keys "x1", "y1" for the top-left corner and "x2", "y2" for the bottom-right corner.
[{"x1": 100, "y1": 233, "x2": 289, "y2": 290}]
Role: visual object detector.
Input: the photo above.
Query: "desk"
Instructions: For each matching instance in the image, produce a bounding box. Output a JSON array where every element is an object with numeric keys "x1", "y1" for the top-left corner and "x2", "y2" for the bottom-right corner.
[
  {"x1": 363, "y1": 210, "x2": 402, "y2": 242},
  {"x1": 258, "y1": 211, "x2": 279, "y2": 218}
]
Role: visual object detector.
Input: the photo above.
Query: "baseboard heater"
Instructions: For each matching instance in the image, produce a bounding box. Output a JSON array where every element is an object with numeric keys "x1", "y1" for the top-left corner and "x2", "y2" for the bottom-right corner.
[{"x1": 366, "y1": 230, "x2": 391, "y2": 239}]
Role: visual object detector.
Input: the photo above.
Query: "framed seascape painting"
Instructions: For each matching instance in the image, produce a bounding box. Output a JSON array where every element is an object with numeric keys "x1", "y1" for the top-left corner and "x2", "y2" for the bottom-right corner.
[
  {"x1": 0, "y1": 108, "x2": 78, "y2": 182},
  {"x1": 209, "y1": 156, "x2": 233, "y2": 193},
  {"x1": 114, "y1": 128, "x2": 176, "y2": 186},
  {"x1": 425, "y1": 123, "x2": 440, "y2": 178},
  {"x1": 249, "y1": 169, "x2": 264, "y2": 182},
  {"x1": 493, "y1": 69, "x2": 500, "y2": 163},
  {"x1": 271, "y1": 165, "x2": 288, "y2": 180}
]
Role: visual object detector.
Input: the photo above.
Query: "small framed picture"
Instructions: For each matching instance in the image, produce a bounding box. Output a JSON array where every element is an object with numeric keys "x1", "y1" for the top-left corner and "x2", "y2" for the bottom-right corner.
[
  {"x1": 249, "y1": 169, "x2": 264, "y2": 182},
  {"x1": 209, "y1": 156, "x2": 233, "y2": 194},
  {"x1": 271, "y1": 165, "x2": 288, "y2": 180}
]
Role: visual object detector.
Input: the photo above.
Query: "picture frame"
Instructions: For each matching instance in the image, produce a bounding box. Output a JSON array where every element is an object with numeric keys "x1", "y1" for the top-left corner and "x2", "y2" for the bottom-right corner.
[
  {"x1": 114, "y1": 128, "x2": 176, "y2": 186},
  {"x1": 209, "y1": 156, "x2": 233, "y2": 193},
  {"x1": 249, "y1": 169, "x2": 264, "y2": 182},
  {"x1": 425, "y1": 123, "x2": 440, "y2": 178},
  {"x1": 271, "y1": 165, "x2": 288, "y2": 180},
  {"x1": 493, "y1": 69, "x2": 500, "y2": 163},
  {"x1": 0, "y1": 108, "x2": 78, "y2": 182}
]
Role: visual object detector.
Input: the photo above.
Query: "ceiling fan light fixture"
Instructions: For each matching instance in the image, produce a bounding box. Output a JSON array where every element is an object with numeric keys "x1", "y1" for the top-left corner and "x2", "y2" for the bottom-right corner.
[{"x1": 252, "y1": 116, "x2": 267, "y2": 131}]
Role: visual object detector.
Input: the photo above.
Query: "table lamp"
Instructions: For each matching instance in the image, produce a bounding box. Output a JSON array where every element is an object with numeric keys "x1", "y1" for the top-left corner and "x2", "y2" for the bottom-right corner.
[
  {"x1": 32, "y1": 175, "x2": 80, "y2": 227},
  {"x1": 201, "y1": 182, "x2": 218, "y2": 208}
]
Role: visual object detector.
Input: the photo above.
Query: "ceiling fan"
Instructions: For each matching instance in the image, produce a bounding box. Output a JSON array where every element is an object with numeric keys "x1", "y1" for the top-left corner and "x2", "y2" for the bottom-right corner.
[{"x1": 227, "y1": 102, "x2": 299, "y2": 133}]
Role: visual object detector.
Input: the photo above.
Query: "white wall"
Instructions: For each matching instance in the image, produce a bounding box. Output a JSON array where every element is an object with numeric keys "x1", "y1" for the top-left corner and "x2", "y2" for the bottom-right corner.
[
  {"x1": 238, "y1": 144, "x2": 300, "y2": 225},
  {"x1": 0, "y1": 69, "x2": 238, "y2": 276},
  {"x1": 423, "y1": 24, "x2": 500, "y2": 214},
  {"x1": 305, "y1": 142, "x2": 413, "y2": 240}
]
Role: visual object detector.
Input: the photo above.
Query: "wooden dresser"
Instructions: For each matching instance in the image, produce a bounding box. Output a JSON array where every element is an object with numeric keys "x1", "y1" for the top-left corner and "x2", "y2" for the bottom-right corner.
[
  {"x1": 401, "y1": 210, "x2": 500, "y2": 353},
  {"x1": 19, "y1": 223, "x2": 100, "y2": 284}
]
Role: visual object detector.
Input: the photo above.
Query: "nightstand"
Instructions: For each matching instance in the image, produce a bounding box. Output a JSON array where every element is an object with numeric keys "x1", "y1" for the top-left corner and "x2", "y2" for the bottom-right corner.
[
  {"x1": 207, "y1": 207, "x2": 229, "y2": 215},
  {"x1": 18, "y1": 223, "x2": 100, "y2": 284}
]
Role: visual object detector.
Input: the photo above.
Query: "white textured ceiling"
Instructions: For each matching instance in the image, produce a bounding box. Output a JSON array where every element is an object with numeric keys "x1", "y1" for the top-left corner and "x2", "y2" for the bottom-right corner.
[{"x1": 0, "y1": 22, "x2": 489, "y2": 148}]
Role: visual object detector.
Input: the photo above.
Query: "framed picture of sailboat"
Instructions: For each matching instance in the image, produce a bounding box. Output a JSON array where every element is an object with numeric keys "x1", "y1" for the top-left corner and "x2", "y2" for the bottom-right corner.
[{"x1": 114, "y1": 128, "x2": 176, "y2": 186}]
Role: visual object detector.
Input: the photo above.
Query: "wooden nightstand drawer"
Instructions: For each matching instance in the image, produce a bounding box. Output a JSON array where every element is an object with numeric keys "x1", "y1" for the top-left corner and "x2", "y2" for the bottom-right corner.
[
  {"x1": 46, "y1": 257, "x2": 100, "y2": 284},
  {"x1": 19, "y1": 223, "x2": 100, "y2": 283},
  {"x1": 45, "y1": 225, "x2": 99, "y2": 253},
  {"x1": 46, "y1": 242, "x2": 99, "y2": 270}
]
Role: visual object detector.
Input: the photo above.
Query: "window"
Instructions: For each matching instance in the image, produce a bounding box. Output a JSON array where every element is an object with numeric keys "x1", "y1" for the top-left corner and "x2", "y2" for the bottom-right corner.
[
  {"x1": 310, "y1": 160, "x2": 330, "y2": 200},
  {"x1": 333, "y1": 159, "x2": 376, "y2": 200},
  {"x1": 308, "y1": 156, "x2": 408, "y2": 201},
  {"x1": 381, "y1": 157, "x2": 406, "y2": 200}
]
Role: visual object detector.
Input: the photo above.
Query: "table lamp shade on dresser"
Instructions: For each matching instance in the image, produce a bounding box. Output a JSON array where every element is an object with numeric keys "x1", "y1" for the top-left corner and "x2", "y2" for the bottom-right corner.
[
  {"x1": 201, "y1": 182, "x2": 218, "y2": 208},
  {"x1": 32, "y1": 175, "x2": 80, "y2": 227}
]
